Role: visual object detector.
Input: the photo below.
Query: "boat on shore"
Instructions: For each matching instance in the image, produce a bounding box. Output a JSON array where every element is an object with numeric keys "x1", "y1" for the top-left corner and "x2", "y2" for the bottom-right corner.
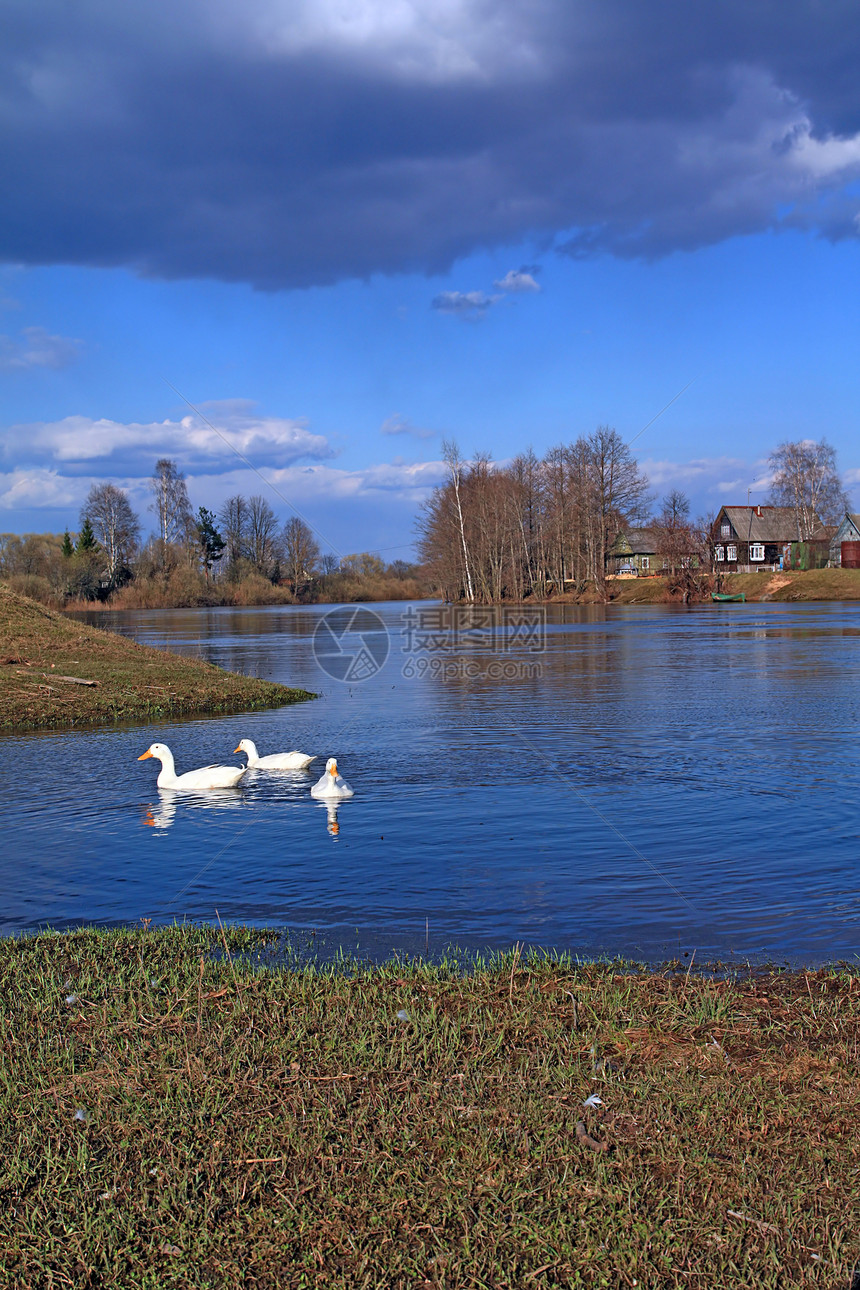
[{"x1": 711, "y1": 591, "x2": 746, "y2": 602}]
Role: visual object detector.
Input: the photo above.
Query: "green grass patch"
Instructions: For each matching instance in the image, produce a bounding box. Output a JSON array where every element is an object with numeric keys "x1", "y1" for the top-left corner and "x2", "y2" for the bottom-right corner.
[
  {"x1": 0, "y1": 583, "x2": 314, "y2": 731},
  {"x1": 1, "y1": 926, "x2": 858, "y2": 1287}
]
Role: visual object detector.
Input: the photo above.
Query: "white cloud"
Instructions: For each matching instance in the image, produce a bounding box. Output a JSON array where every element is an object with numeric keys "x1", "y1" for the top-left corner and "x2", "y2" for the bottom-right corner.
[
  {"x1": 3, "y1": 403, "x2": 334, "y2": 472},
  {"x1": 0, "y1": 451, "x2": 447, "y2": 522},
  {"x1": 0, "y1": 326, "x2": 83, "y2": 372},
  {"x1": 380, "y1": 413, "x2": 436, "y2": 439},
  {"x1": 494, "y1": 268, "x2": 541, "y2": 293},
  {"x1": 0, "y1": 468, "x2": 82, "y2": 510},
  {"x1": 641, "y1": 454, "x2": 774, "y2": 507},
  {"x1": 431, "y1": 290, "x2": 501, "y2": 317}
]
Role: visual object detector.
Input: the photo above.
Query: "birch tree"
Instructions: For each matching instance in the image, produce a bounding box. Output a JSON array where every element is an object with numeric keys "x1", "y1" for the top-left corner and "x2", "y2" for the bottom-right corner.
[
  {"x1": 81, "y1": 482, "x2": 140, "y2": 588},
  {"x1": 767, "y1": 439, "x2": 849, "y2": 537}
]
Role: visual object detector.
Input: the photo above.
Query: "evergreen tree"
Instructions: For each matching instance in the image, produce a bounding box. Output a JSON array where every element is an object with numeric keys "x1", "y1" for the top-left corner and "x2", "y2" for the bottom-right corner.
[
  {"x1": 61, "y1": 530, "x2": 74, "y2": 558},
  {"x1": 76, "y1": 517, "x2": 98, "y2": 553},
  {"x1": 195, "y1": 507, "x2": 226, "y2": 577}
]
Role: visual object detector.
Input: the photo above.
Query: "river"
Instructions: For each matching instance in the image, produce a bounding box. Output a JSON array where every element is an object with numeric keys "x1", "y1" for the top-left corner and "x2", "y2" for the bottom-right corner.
[{"x1": 2, "y1": 599, "x2": 859, "y2": 965}]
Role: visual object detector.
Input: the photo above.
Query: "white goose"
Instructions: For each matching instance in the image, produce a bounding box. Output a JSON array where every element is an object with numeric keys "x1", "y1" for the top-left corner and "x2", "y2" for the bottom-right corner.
[
  {"x1": 138, "y1": 742, "x2": 246, "y2": 791},
  {"x1": 310, "y1": 757, "x2": 355, "y2": 799},
  {"x1": 234, "y1": 738, "x2": 316, "y2": 771}
]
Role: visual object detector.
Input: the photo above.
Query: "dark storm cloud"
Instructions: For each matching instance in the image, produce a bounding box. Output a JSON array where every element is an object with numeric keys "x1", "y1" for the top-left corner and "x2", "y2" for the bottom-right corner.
[{"x1": 1, "y1": 0, "x2": 859, "y2": 289}]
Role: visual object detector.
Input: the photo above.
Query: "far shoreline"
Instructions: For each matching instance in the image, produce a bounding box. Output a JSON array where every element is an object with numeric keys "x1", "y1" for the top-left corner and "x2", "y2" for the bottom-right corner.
[{"x1": 64, "y1": 566, "x2": 860, "y2": 612}]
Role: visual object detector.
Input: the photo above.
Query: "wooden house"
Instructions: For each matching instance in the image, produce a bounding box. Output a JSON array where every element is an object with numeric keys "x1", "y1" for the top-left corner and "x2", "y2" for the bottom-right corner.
[
  {"x1": 606, "y1": 528, "x2": 660, "y2": 575},
  {"x1": 711, "y1": 505, "x2": 829, "y2": 572}
]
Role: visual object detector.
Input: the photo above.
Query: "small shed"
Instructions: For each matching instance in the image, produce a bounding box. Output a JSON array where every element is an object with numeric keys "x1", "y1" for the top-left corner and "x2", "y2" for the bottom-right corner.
[{"x1": 830, "y1": 513, "x2": 860, "y2": 567}]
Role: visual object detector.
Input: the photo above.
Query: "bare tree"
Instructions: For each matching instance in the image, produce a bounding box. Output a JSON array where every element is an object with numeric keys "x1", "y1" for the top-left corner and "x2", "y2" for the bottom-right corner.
[
  {"x1": 81, "y1": 482, "x2": 140, "y2": 587},
  {"x1": 651, "y1": 489, "x2": 695, "y2": 574},
  {"x1": 767, "y1": 439, "x2": 850, "y2": 537},
  {"x1": 219, "y1": 495, "x2": 249, "y2": 573},
  {"x1": 150, "y1": 459, "x2": 192, "y2": 543},
  {"x1": 282, "y1": 516, "x2": 320, "y2": 593},
  {"x1": 246, "y1": 495, "x2": 281, "y2": 576},
  {"x1": 586, "y1": 425, "x2": 651, "y2": 595},
  {"x1": 442, "y1": 439, "x2": 475, "y2": 601}
]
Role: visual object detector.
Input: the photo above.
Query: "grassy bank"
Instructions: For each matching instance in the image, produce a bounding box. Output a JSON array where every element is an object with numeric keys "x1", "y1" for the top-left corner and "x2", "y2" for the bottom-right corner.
[
  {"x1": 1, "y1": 926, "x2": 857, "y2": 1288},
  {"x1": 0, "y1": 584, "x2": 314, "y2": 732},
  {"x1": 720, "y1": 568, "x2": 860, "y2": 602},
  {"x1": 593, "y1": 568, "x2": 860, "y2": 605}
]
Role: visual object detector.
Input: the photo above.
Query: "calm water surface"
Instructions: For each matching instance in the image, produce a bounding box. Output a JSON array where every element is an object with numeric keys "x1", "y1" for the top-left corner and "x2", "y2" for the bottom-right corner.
[{"x1": 3, "y1": 600, "x2": 860, "y2": 965}]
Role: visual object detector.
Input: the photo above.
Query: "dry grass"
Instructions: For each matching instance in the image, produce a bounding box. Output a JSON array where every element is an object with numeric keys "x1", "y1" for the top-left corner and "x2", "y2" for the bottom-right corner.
[
  {"x1": 0, "y1": 583, "x2": 314, "y2": 731},
  {"x1": 1, "y1": 926, "x2": 858, "y2": 1288}
]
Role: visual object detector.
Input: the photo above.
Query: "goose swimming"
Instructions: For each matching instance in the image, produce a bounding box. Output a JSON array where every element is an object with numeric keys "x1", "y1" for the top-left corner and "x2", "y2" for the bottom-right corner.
[
  {"x1": 234, "y1": 738, "x2": 315, "y2": 771},
  {"x1": 137, "y1": 743, "x2": 246, "y2": 791},
  {"x1": 310, "y1": 758, "x2": 355, "y2": 799}
]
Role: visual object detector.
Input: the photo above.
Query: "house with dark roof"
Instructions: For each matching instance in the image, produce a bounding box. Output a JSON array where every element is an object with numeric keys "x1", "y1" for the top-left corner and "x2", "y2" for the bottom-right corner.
[
  {"x1": 711, "y1": 505, "x2": 830, "y2": 572},
  {"x1": 830, "y1": 513, "x2": 860, "y2": 567},
  {"x1": 606, "y1": 528, "x2": 660, "y2": 575}
]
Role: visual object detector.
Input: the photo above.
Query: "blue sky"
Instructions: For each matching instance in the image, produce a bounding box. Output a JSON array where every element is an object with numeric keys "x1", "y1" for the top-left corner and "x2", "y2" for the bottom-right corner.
[{"x1": 2, "y1": 1, "x2": 859, "y2": 559}]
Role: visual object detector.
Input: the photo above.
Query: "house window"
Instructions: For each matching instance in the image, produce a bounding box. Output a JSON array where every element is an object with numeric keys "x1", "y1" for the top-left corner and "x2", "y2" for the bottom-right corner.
[
  {"x1": 750, "y1": 543, "x2": 765, "y2": 562},
  {"x1": 727, "y1": 545, "x2": 737, "y2": 562},
  {"x1": 641, "y1": 557, "x2": 649, "y2": 570},
  {"x1": 720, "y1": 523, "x2": 732, "y2": 538},
  {"x1": 715, "y1": 545, "x2": 725, "y2": 562}
]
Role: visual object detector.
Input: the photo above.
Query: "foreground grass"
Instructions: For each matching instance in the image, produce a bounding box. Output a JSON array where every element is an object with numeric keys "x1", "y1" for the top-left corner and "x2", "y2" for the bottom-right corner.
[
  {"x1": 0, "y1": 583, "x2": 314, "y2": 731},
  {"x1": 1, "y1": 927, "x2": 858, "y2": 1288}
]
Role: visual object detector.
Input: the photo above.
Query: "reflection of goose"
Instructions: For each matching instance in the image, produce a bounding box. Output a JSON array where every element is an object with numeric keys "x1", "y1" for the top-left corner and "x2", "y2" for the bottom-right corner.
[
  {"x1": 310, "y1": 758, "x2": 355, "y2": 799},
  {"x1": 138, "y1": 743, "x2": 246, "y2": 790},
  {"x1": 145, "y1": 787, "x2": 245, "y2": 830},
  {"x1": 144, "y1": 792, "x2": 177, "y2": 830},
  {"x1": 325, "y1": 802, "x2": 340, "y2": 836},
  {"x1": 234, "y1": 738, "x2": 315, "y2": 771}
]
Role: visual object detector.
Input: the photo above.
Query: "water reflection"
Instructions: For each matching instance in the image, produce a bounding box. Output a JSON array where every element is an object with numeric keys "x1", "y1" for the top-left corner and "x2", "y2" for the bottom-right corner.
[
  {"x1": 143, "y1": 788, "x2": 245, "y2": 831},
  {"x1": 321, "y1": 801, "x2": 343, "y2": 837}
]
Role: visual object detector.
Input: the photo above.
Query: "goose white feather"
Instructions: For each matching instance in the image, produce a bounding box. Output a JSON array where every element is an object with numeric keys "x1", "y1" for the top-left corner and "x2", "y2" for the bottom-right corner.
[
  {"x1": 138, "y1": 742, "x2": 246, "y2": 791},
  {"x1": 310, "y1": 757, "x2": 354, "y2": 799},
  {"x1": 234, "y1": 738, "x2": 315, "y2": 771}
]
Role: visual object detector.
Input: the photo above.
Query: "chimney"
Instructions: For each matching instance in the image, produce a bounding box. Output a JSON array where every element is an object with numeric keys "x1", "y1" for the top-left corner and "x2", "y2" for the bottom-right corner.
[{"x1": 755, "y1": 505, "x2": 762, "y2": 517}]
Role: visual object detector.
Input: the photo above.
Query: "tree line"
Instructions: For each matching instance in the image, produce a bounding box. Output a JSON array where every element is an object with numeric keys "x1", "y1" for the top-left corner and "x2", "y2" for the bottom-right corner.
[
  {"x1": 417, "y1": 432, "x2": 852, "y2": 602},
  {"x1": 0, "y1": 459, "x2": 424, "y2": 607},
  {"x1": 418, "y1": 428, "x2": 652, "y2": 602}
]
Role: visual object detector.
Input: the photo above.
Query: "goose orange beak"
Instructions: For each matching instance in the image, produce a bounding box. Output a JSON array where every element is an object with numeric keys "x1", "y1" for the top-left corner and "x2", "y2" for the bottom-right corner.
[
  {"x1": 234, "y1": 746, "x2": 242, "y2": 754},
  {"x1": 138, "y1": 750, "x2": 153, "y2": 760},
  {"x1": 329, "y1": 763, "x2": 338, "y2": 776}
]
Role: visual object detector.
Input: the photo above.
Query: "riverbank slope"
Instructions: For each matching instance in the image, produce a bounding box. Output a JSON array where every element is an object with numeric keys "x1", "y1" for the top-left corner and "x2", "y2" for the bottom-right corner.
[
  {"x1": 591, "y1": 568, "x2": 860, "y2": 605},
  {"x1": 1, "y1": 925, "x2": 856, "y2": 1288},
  {"x1": 0, "y1": 583, "x2": 314, "y2": 732}
]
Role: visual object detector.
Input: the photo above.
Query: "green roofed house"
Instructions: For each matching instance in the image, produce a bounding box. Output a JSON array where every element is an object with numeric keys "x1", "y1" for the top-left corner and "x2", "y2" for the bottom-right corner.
[{"x1": 607, "y1": 528, "x2": 660, "y2": 576}]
